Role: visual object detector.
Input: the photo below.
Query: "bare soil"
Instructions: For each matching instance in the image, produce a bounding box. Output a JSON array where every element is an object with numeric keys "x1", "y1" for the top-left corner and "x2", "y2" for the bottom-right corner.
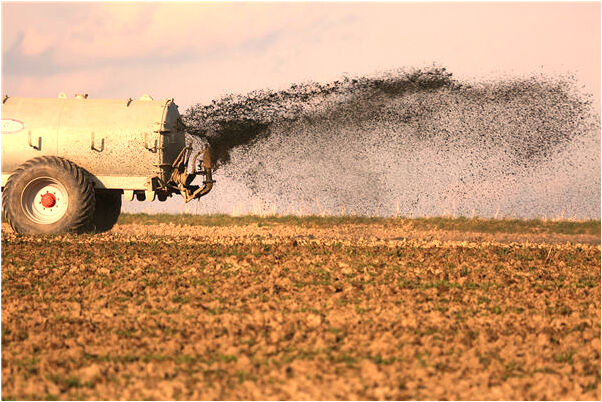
[{"x1": 1, "y1": 217, "x2": 600, "y2": 400}]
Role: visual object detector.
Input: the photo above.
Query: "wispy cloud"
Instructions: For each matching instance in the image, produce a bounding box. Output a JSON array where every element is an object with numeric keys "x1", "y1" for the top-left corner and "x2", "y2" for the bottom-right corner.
[{"x1": 2, "y1": 2, "x2": 599, "y2": 109}]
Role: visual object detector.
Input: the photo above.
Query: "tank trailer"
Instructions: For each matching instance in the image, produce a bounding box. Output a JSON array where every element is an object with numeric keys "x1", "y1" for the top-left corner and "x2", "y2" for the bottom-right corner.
[{"x1": 1, "y1": 94, "x2": 214, "y2": 234}]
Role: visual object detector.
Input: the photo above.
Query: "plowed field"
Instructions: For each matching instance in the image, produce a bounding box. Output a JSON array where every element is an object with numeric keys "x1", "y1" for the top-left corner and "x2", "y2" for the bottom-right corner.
[{"x1": 1, "y1": 216, "x2": 600, "y2": 400}]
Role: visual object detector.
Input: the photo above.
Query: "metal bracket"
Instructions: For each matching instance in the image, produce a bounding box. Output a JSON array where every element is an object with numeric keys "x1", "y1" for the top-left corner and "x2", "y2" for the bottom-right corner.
[
  {"x1": 123, "y1": 190, "x2": 135, "y2": 201},
  {"x1": 91, "y1": 132, "x2": 104, "y2": 152},
  {"x1": 27, "y1": 131, "x2": 41, "y2": 150}
]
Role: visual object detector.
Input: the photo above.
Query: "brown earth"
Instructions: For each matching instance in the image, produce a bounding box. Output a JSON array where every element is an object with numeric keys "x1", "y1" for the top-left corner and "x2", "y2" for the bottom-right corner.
[{"x1": 1, "y1": 220, "x2": 600, "y2": 400}]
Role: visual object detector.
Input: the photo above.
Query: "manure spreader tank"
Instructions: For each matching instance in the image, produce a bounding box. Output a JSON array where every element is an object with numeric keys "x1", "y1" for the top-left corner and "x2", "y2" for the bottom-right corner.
[{"x1": 1, "y1": 93, "x2": 214, "y2": 234}]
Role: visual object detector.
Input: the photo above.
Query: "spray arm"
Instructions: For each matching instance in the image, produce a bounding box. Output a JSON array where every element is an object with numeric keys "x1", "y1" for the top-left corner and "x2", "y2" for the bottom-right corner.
[{"x1": 170, "y1": 146, "x2": 215, "y2": 202}]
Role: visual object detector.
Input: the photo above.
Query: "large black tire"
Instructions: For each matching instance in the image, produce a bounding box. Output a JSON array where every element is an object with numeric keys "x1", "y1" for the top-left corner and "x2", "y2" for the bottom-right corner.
[
  {"x1": 2, "y1": 156, "x2": 95, "y2": 234},
  {"x1": 91, "y1": 191, "x2": 122, "y2": 232}
]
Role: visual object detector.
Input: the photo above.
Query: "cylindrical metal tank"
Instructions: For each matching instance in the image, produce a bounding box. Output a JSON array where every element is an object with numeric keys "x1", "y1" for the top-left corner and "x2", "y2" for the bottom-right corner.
[{"x1": 1, "y1": 95, "x2": 185, "y2": 190}]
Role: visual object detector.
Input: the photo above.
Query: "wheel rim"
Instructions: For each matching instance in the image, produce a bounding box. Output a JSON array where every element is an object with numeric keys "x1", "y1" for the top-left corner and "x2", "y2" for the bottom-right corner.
[{"x1": 20, "y1": 177, "x2": 69, "y2": 224}]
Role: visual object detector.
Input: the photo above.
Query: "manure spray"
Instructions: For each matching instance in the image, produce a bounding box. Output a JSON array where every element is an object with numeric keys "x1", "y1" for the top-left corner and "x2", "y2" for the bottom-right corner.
[{"x1": 135, "y1": 67, "x2": 602, "y2": 218}]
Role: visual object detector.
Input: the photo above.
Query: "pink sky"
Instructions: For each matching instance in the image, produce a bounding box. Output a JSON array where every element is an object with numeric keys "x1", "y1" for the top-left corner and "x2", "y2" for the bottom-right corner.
[{"x1": 2, "y1": 2, "x2": 600, "y2": 110}]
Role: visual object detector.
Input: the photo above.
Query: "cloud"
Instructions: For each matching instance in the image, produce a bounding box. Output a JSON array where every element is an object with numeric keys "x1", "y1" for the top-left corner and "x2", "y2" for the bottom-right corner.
[
  {"x1": 2, "y1": 2, "x2": 599, "y2": 110},
  {"x1": 3, "y1": 3, "x2": 317, "y2": 67}
]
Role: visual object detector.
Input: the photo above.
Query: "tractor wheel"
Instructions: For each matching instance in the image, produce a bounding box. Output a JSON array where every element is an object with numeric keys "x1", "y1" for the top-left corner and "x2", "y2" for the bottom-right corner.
[
  {"x1": 91, "y1": 191, "x2": 122, "y2": 232},
  {"x1": 2, "y1": 156, "x2": 95, "y2": 234}
]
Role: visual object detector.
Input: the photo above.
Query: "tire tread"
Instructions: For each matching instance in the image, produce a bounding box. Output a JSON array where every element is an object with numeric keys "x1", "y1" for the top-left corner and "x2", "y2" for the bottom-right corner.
[{"x1": 3, "y1": 156, "x2": 95, "y2": 234}]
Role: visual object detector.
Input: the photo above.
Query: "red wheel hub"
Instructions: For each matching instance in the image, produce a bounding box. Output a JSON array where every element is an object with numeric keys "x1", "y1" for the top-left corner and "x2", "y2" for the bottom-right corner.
[{"x1": 41, "y1": 192, "x2": 56, "y2": 208}]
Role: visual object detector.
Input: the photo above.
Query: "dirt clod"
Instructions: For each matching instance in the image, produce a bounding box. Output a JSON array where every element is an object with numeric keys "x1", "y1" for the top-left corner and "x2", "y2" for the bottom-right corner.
[{"x1": 1, "y1": 218, "x2": 600, "y2": 400}]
